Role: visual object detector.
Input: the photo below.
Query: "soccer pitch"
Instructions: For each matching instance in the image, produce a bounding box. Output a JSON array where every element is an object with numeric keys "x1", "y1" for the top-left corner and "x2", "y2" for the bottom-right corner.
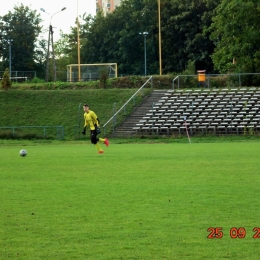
[{"x1": 1, "y1": 141, "x2": 260, "y2": 259}]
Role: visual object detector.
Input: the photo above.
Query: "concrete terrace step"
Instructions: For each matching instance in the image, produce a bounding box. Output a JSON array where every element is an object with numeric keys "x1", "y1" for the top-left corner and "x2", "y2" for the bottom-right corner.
[
  {"x1": 112, "y1": 90, "x2": 168, "y2": 137},
  {"x1": 111, "y1": 88, "x2": 260, "y2": 137}
]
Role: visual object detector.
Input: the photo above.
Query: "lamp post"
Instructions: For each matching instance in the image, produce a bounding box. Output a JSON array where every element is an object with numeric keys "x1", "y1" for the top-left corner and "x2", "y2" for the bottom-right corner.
[
  {"x1": 40, "y1": 7, "x2": 66, "y2": 82},
  {"x1": 0, "y1": 22, "x2": 13, "y2": 79},
  {"x1": 158, "y1": 0, "x2": 162, "y2": 75},
  {"x1": 8, "y1": 39, "x2": 13, "y2": 79},
  {"x1": 139, "y1": 32, "x2": 149, "y2": 76},
  {"x1": 77, "y1": 0, "x2": 81, "y2": 82}
]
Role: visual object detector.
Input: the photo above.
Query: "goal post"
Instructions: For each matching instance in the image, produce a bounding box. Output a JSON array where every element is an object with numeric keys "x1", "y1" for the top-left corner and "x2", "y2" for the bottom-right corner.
[{"x1": 67, "y1": 63, "x2": 117, "y2": 82}]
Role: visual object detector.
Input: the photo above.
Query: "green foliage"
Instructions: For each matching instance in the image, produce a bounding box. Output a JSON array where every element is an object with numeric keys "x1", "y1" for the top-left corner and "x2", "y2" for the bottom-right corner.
[
  {"x1": 68, "y1": 0, "x2": 219, "y2": 76},
  {"x1": 0, "y1": 4, "x2": 44, "y2": 75},
  {"x1": 54, "y1": 14, "x2": 94, "y2": 73},
  {"x1": 29, "y1": 77, "x2": 45, "y2": 84},
  {"x1": 1, "y1": 68, "x2": 12, "y2": 90},
  {"x1": 0, "y1": 75, "x2": 175, "y2": 90},
  {"x1": 182, "y1": 60, "x2": 196, "y2": 75},
  {"x1": 161, "y1": 0, "x2": 220, "y2": 73},
  {"x1": 3, "y1": 0, "x2": 260, "y2": 81},
  {"x1": 209, "y1": 75, "x2": 228, "y2": 88},
  {"x1": 210, "y1": 0, "x2": 260, "y2": 74},
  {"x1": 79, "y1": 5, "x2": 147, "y2": 75},
  {"x1": 54, "y1": 33, "x2": 76, "y2": 72},
  {"x1": 99, "y1": 68, "x2": 109, "y2": 88}
]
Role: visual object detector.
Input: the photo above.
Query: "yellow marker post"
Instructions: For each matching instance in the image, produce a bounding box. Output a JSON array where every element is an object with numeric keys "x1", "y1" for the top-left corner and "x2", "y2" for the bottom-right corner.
[{"x1": 197, "y1": 70, "x2": 206, "y2": 87}]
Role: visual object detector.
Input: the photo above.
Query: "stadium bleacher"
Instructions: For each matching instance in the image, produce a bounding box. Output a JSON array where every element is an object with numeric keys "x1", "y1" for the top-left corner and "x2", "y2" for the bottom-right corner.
[{"x1": 133, "y1": 88, "x2": 260, "y2": 135}]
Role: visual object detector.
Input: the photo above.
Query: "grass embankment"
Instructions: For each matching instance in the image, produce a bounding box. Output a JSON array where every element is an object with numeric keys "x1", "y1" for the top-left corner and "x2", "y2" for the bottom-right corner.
[
  {"x1": 0, "y1": 88, "x2": 151, "y2": 140},
  {"x1": 8, "y1": 75, "x2": 173, "y2": 90}
]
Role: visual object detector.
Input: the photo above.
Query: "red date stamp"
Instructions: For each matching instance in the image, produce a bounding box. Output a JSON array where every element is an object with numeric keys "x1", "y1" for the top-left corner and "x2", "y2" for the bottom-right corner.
[{"x1": 207, "y1": 227, "x2": 260, "y2": 239}]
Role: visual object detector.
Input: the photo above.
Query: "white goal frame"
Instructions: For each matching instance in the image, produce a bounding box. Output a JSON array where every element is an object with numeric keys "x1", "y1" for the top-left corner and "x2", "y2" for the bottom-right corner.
[{"x1": 67, "y1": 63, "x2": 117, "y2": 82}]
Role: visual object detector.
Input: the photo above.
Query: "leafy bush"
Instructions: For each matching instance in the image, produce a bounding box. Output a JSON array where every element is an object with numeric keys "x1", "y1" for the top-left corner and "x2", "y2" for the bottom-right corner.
[
  {"x1": 29, "y1": 77, "x2": 45, "y2": 83},
  {"x1": 1, "y1": 68, "x2": 12, "y2": 91},
  {"x1": 99, "y1": 68, "x2": 109, "y2": 88}
]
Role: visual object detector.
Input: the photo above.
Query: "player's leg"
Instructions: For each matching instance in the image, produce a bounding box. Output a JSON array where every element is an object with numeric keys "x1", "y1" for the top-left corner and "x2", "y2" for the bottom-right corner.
[
  {"x1": 91, "y1": 130, "x2": 103, "y2": 153},
  {"x1": 94, "y1": 125, "x2": 109, "y2": 146},
  {"x1": 98, "y1": 137, "x2": 109, "y2": 147}
]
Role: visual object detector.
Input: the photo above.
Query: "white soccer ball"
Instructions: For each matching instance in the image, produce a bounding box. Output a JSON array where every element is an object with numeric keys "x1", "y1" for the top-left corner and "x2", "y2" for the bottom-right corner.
[{"x1": 20, "y1": 149, "x2": 27, "y2": 157}]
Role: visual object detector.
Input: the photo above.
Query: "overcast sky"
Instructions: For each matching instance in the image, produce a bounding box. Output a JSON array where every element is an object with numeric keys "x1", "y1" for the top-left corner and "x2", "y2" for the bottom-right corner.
[{"x1": 0, "y1": 0, "x2": 96, "y2": 40}]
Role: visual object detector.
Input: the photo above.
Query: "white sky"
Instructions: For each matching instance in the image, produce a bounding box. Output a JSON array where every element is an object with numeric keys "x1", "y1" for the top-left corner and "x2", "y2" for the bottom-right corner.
[{"x1": 0, "y1": 0, "x2": 96, "y2": 41}]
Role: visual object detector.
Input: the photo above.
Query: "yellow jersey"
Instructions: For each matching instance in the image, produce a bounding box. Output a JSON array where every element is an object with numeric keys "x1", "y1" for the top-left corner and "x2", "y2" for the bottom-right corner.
[{"x1": 84, "y1": 110, "x2": 100, "y2": 130}]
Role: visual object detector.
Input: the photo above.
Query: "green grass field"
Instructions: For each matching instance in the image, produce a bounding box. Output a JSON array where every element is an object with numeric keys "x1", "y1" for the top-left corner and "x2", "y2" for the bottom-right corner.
[{"x1": 1, "y1": 140, "x2": 260, "y2": 259}]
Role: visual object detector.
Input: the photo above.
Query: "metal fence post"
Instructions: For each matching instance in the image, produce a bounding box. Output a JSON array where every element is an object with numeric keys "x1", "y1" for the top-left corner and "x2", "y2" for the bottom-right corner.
[
  {"x1": 191, "y1": 102, "x2": 194, "y2": 135},
  {"x1": 113, "y1": 103, "x2": 116, "y2": 131},
  {"x1": 133, "y1": 97, "x2": 135, "y2": 106},
  {"x1": 57, "y1": 126, "x2": 59, "y2": 140},
  {"x1": 152, "y1": 102, "x2": 155, "y2": 134},
  {"x1": 78, "y1": 103, "x2": 81, "y2": 139}
]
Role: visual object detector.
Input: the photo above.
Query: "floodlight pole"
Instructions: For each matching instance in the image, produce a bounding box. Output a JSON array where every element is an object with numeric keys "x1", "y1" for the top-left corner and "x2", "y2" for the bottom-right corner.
[
  {"x1": 139, "y1": 32, "x2": 148, "y2": 76},
  {"x1": 77, "y1": 0, "x2": 81, "y2": 82},
  {"x1": 8, "y1": 39, "x2": 13, "y2": 79},
  {"x1": 40, "y1": 7, "x2": 66, "y2": 82},
  {"x1": 0, "y1": 23, "x2": 13, "y2": 79},
  {"x1": 46, "y1": 24, "x2": 51, "y2": 82},
  {"x1": 158, "y1": 0, "x2": 162, "y2": 75}
]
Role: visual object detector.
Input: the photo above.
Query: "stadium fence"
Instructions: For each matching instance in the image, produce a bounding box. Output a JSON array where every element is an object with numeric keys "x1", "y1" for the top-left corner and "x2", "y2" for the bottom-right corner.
[
  {"x1": 0, "y1": 71, "x2": 37, "y2": 82},
  {"x1": 172, "y1": 73, "x2": 260, "y2": 89},
  {"x1": 0, "y1": 126, "x2": 64, "y2": 140}
]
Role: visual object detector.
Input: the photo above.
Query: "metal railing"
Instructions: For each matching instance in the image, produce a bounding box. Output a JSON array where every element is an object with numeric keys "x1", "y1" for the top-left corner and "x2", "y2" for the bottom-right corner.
[
  {"x1": 172, "y1": 73, "x2": 260, "y2": 89},
  {"x1": 0, "y1": 126, "x2": 64, "y2": 139},
  {"x1": 0, "y1": 71, "x2": 37, "y2": 81},
  {"x1": 103, "y1": 76, "x2": 153, "y2": 135}
]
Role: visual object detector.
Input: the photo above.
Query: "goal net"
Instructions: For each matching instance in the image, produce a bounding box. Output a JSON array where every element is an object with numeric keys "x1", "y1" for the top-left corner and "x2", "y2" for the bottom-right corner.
[{"x1": 67, "y1": 63, "x2": 117, "y2": 82}]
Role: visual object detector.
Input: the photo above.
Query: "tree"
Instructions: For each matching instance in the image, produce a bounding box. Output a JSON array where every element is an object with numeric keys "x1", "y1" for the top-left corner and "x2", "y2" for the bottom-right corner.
[
  {"x1": 77, "y1": 0, "x2": 219, "y2": 75},
  {"x1": 79, "y1": 0, "x2": 159, "y2": 75},
  {"x1": 54, "y1": 33, "x2": 73, "y2": 80},
  {"x1": 1, "y1": 68, "x2": 12, "y2": 90},
  {"x1": 55, "y1": 13, "x2": 94, "y2": 80},
  {"x1": 0, "y1": 4, "x2": 44, "y2": 76},
  {"x1": 210, "y1": 0, "x2": 260, "y2": 73},
  {"x1": 160, "y1": 0, "x2": 220, "y2": 74}
]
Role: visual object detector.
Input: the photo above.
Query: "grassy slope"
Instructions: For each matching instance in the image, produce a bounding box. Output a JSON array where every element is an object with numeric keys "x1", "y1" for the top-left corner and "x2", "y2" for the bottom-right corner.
[{"x1": 0, "y1": 89, "x2": 150, "y2": 139}]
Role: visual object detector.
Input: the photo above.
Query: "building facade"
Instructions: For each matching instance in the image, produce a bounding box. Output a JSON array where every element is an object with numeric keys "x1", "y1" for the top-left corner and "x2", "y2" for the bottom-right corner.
[{"x1": 96, "y1": 0, "x2": 121, "y2": 15}]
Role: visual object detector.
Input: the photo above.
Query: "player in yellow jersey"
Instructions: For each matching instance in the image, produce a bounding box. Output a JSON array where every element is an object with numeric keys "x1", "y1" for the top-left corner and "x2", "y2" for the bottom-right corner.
[{"x1": 82, "y1": 104, "x2": 109, "y2": 154}]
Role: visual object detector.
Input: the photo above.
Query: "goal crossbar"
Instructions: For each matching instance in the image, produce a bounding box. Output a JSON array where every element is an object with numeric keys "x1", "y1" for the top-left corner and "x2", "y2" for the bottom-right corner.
[{"x1": 67, "y1": 63, "x2": 117, "y2": 82}]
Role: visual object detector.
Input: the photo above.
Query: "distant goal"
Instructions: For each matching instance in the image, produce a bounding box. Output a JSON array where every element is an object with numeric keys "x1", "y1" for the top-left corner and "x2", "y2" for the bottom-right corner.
[{"x1": 67, "y1": 63, "x2": 117, "y2": 82}]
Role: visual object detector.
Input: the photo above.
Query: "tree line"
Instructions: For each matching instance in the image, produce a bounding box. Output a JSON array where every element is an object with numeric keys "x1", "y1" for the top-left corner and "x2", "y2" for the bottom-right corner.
[{"x1": 1, "y1": 0, "x2": 260, "y2": 80}]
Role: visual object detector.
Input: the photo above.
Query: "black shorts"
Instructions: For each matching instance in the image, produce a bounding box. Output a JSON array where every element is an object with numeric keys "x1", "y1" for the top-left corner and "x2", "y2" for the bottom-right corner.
[{"x1": 90, "y1": 129, "x2": 99, "y2": 144}]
